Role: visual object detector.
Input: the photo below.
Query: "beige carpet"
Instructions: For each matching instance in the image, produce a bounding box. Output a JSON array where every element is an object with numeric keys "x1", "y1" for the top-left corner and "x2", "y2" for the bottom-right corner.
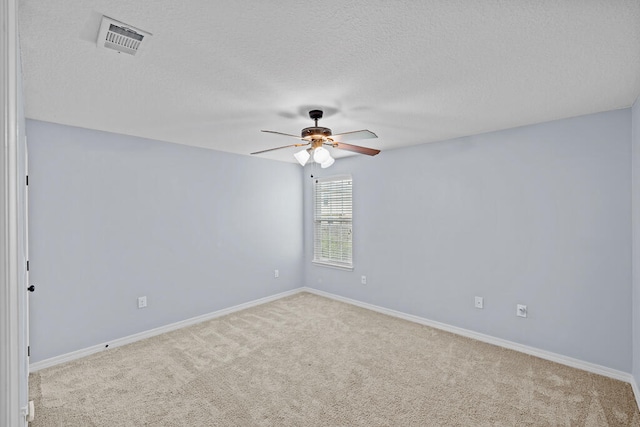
[{"x1": 30, "y1": 292, "x2": 639, "y2": 426}]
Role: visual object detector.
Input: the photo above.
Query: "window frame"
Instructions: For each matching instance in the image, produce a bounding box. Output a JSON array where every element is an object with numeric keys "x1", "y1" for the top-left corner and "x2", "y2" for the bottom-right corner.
[{"x1": 312, "y1": 174, "x2": 354, "y2": 270}]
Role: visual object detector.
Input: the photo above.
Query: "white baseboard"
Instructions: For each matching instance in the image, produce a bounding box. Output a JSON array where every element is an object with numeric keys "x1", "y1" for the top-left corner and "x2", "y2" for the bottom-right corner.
[
  {"x1": 631, "y1": 375, "x2": 640, "y2": 412},
  {"x1": 29, "y1": 288, "x2": 303, "y2": 372},
  {"x1": 301, "y1": 287, "x2": 635, "y2": 385}
]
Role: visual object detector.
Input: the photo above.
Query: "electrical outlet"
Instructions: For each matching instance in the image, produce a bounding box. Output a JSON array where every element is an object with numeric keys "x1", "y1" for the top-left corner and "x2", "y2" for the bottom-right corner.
[
  {"x1": 517, "y1": 304, "x2": 527, "y2": 318},
  {"x1": 137, "y1": 296, "x2": 147, "y2": 309},
  {"x1": 361, "y1": 275, "x2": 367, "y2": 285},
  {"x1": 274, "y1": 269, "x2": 279, "y2": 278},
  {"x1": 474, "y1": 296, "x2": 484, "y2": 309}
]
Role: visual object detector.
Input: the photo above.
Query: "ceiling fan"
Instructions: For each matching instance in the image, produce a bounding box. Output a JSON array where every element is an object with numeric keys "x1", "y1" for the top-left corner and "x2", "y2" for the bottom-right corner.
[{"x1": 251, "y1": 110, "x2": 380, "y2": 168}]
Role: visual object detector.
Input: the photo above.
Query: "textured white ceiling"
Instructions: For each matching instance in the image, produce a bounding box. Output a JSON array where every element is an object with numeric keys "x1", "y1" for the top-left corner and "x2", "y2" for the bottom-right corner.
[{"x1": 18, "y1": 0, "x2": 640, "y2": 163}]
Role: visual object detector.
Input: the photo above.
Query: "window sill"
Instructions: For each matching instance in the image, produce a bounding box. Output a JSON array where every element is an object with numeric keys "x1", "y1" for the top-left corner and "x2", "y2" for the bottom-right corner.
[{"x1": 312, "y1": 261, "x2": 354, "y2": 271}]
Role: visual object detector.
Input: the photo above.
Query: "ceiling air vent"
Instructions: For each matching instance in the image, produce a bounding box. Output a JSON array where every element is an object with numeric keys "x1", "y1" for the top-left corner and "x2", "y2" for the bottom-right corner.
[{"x1": 97, "y1": 16, "x2": 151, "y2": 56}]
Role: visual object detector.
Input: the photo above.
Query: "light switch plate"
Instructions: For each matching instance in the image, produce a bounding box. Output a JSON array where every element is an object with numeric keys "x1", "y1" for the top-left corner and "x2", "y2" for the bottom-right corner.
[{"x1": 517, "y1": 304, "x2": 527, "y2": 318}]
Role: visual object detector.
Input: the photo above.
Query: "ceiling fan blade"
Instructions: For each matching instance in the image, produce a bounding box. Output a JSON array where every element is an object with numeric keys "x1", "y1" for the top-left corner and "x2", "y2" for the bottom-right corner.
[
  {"x1": 330, "y1": 130, "x2": 378, "y2": 142},
  {"x1": 261, "y1": 130, "x2": 303, "y2": 139},
  {"x1": 251, "y1": 143, "x2": 309, "y2": 155},
  {"x1": 335, "y1": 142, "x2": 380, "y2": 156}
]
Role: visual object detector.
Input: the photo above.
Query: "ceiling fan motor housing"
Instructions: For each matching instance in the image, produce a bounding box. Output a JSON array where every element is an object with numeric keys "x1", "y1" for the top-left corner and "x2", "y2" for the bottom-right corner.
[{"x1": 301, "y1": 127, "x2": 332, "y2": 140}]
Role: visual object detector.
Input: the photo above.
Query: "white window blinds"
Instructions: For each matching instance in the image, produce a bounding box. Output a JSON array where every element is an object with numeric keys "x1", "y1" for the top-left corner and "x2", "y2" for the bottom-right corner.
[{"x1": 313, "y1": 175, "x2": 353, "y2": 269}]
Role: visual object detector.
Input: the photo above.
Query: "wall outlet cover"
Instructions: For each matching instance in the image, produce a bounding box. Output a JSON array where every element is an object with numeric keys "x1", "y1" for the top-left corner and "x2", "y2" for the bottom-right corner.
[
  {"x1": 137, "y1": 296, "x2": 147, "y2": 309},
  {"x1": 474, "y1": 296, "x2": 484, "y2": 309}
]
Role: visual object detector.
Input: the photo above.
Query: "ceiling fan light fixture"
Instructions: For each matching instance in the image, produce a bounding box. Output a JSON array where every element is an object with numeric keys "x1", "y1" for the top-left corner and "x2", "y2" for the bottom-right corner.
[
  {"x1": 321, "y1": 156, "x2": 335, "y2": 168},
  {"x1": 293, "y1": 149, "x2": 310, "y2": 166},
  {"x1": 313, "y1": 147, "x2": 330, "y2": 164},
  {"x1": 253, "y1": 109, "x2": 380, "y2": 159}
]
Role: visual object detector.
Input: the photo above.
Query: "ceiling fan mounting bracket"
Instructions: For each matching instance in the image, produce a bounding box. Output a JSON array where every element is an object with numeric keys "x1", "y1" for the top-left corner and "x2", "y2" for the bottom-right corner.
[
  {"x1": 309, "y1": 109, "x2": 323, "y2": 121},
  {"x1": 308, "y1": 109, "x2": 325, "y2": 127}
]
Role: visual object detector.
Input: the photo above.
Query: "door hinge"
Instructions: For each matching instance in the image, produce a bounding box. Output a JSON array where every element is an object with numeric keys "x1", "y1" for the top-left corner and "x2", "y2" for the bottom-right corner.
[
  {"x1": 26, "y1": 175, "x2": 28, "y2": 186},
  {"x1": 27, "y1": 346, "x2": 30, "y2": 357},
  {"x1": 26, "y1": 260, "x2": 29, "y2": 271}
]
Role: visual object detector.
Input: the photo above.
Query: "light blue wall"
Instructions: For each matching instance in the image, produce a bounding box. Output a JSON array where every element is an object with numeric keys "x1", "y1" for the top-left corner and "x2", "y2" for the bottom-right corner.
[
  {"x1": 27, "y1": 120, "x2": 304, "y2": 363},
  {"x1": 633, "y1": 98, "x2": 640, "y2": 384},
  {"x1": 304, "y1": 109, "x2": 632, "y2": 372}
]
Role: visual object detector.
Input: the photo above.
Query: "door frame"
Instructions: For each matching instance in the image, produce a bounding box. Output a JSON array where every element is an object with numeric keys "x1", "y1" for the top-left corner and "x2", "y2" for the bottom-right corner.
[{"x1": 1, "y1": 0, "x2": 27, "y2": 425}]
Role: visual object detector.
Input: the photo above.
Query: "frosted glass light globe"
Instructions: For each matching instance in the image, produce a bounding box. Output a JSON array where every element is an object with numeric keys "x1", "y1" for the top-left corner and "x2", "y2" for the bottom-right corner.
[
  {"x1": 321, "y1": 156, "x2": 335, "y2": 168},
  {"x1": 313, "y1": 147, "x2": 330, "y2": 163},
  {"x1": 293, "y1": 149, "x2": 310, "y2": 166}
]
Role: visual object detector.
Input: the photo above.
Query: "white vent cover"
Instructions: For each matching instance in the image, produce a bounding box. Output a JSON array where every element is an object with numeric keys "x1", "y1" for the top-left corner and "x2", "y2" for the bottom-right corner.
[{"x1": 97, "y1": 16, "x2": 151, "y2": 56}]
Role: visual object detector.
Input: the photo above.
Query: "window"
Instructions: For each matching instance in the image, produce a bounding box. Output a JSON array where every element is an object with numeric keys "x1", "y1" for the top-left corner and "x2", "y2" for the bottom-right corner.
[{"x1": 313, "y1": 175, "x2": 353, "y2": 269}]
